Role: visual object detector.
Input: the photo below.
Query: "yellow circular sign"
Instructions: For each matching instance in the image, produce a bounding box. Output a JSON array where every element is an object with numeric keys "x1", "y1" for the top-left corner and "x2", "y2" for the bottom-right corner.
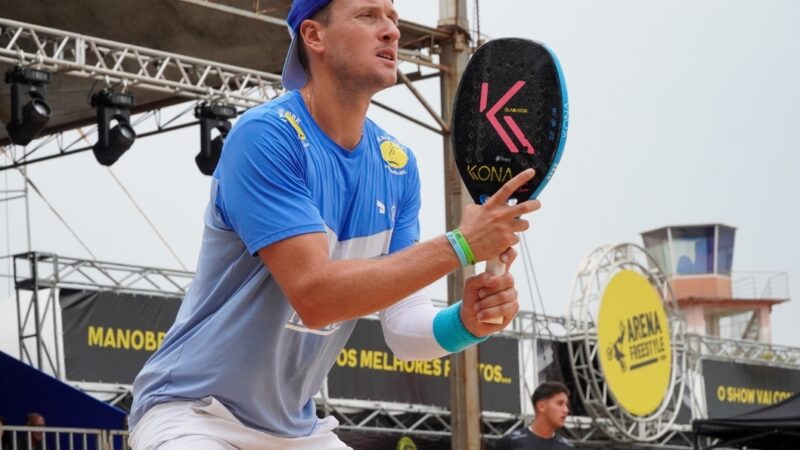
[
  {"x1": 380, "y1": 140, "x2": 408, "y2": 169},
  {"x1": 598, "y1": 270, "x2": 672, "y2": 416}
]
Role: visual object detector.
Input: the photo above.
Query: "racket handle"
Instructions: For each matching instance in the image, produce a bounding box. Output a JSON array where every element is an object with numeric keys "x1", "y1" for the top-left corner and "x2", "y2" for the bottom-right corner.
[
  {"x1": 485, "y1": 257, "x2": 505, "y2": 276},
  {"x1": 480, "y1": 256, "x2": 505, "y2": 324}
]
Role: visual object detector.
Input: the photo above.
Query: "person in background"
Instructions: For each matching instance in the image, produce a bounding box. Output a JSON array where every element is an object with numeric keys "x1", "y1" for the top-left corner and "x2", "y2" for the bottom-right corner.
[
  {"x1": 22, "y1": 412, "x2": 46, "y2": 450},
  {"x1": 495, "y1": 382, "x2": 574, "y2": 449},
  {"x1": 0, "y1": 416, "x2": 12, "y2": 450}
]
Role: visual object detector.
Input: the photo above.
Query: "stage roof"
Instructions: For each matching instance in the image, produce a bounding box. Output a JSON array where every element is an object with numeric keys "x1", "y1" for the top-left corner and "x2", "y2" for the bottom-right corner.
[{"x1": 0, "y1": 0, "x2": 448, "y2": 145}]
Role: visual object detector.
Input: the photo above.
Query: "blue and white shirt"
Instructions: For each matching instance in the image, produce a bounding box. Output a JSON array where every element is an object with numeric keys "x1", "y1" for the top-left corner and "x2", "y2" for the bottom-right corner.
[{"x1": 129, "y1": 90, "x2": 421, "y2": 437}]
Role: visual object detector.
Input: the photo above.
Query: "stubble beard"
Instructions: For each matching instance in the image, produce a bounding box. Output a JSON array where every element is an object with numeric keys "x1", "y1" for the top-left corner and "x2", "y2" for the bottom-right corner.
[{"x1": 329, "y1": 51, "x2": 396, "y2": 100}]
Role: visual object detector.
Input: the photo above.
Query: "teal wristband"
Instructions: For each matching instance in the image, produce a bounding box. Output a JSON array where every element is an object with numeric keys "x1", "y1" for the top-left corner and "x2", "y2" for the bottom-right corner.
[
  {"x1": 451, "y1": 229, "x2": 476, "y2": 265},
  {"x1": 446, "y1": 231, "x2": 469, "y2": 267},
  {"x1": 432, "y1": 301, "x2": 489, "y2": 353}
]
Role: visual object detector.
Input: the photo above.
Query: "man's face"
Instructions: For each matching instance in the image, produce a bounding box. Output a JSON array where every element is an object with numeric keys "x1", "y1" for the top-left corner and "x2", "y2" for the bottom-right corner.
[
  {"x1": 30, "y1": 415, "x2": 45, "y2": 440},
  {"x1": 318, "y1": 0, "x2": 400, "y2": 92},
  {"x1": 537, "y1": 392, "x2": 570, "y2": 428}
]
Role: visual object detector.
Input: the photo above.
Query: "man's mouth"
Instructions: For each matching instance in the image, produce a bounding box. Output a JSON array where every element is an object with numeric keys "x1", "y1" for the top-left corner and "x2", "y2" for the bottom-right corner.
[{"x1": 377, "y1": 49, "x2": 396, "y2": 62}]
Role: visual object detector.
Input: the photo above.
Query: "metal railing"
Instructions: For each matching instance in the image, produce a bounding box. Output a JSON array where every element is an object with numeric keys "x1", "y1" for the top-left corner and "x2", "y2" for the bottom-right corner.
[
  {"x1": 731, "y1": 271, "x2": 790, "y2": 300},
  {"x1": 686, "y1": 333, "x2": 800, "y2": 367},
  {"x1": 0, "y1": 425, "x2": 127, "y2": 450}
]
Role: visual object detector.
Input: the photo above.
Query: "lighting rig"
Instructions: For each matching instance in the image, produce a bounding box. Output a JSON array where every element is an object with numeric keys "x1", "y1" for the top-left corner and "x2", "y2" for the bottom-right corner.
[
  {"x1": 90, "y1": 90, "x2": 136, "y2": 166},
  {"x1": 194, "y1": 102, "x2": 236, "y2": 176},
  {"x1": 4, "y1": 66, "x2": 53, "y2": 146}
]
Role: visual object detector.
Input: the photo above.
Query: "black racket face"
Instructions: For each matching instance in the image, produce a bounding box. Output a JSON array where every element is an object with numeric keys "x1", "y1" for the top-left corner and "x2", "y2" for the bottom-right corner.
[{"x1": 452, "y1": 38, "x2": 568, "y2": 204}]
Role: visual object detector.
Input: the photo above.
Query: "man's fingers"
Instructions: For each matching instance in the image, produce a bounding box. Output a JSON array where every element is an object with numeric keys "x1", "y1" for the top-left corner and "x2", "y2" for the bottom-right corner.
[
  {"x1": 484, "y1": 168, "x2": 535, "y2": 207},
  {"x1": 476, "y1": 272, "x2": 515, "y2": 300},
  {"x1": 476, "y1": 286, "x2": 517, "y2": 312},
  {"x1": 508, "y1": 218, "x2": 530, "y2": 234},
  {"x1": 476, "y1": 297, "x2": 519, "y2": 322},
  {"x1": 466, "y1": 271, "x2": 499, "y2": 295},
  {"x1": 493, "y1": 199, "x2": 541, "y2": 221}
]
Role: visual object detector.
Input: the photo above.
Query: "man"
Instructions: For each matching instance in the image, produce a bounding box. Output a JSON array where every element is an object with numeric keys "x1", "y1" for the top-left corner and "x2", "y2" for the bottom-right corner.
[
  {"x1": 128, "y1": 1, "x2": 541, "y2": 449},
  {"x1": 495, "y1": 382, "x2": 574, "y2": 449},
  {"x1": 21, "y1": 413, "x2": 45, "y2": 450}
]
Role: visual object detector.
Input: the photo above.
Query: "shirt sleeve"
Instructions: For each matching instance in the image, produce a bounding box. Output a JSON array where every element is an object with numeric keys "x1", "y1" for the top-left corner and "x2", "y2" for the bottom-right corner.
[
  {"x1": 378, "y1": 288, "x2": 449, "y2": 361},
  {"x1": 214, "y1": 115, "x2": 325, "y2": 255},
  {"x1": 388, "y1": 149, "x2": 421, "y2": 254}
]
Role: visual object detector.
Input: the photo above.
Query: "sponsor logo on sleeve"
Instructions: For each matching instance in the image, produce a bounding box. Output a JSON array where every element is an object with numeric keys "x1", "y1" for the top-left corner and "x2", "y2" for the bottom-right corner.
[{"x1": 277, "y1": 108, "x2": 309, "y2": 148}]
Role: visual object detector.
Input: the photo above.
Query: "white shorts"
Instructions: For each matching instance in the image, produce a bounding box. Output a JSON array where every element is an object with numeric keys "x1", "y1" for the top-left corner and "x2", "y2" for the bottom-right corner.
[{"x1": 129, "y1": 397, "x2": 352, "y2": 450}]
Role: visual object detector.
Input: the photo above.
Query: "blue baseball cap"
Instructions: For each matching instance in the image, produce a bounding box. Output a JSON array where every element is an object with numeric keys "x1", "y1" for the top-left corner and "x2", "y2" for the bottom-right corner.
[{"x1": 282, "y1": 0, "x2": 334, "y2": 90}]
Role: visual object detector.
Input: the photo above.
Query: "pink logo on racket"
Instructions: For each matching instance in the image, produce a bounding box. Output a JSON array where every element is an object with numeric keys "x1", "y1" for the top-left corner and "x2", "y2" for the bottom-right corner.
[{"x1": 480, "y1": 81, "x2": 535, "y2": 155}]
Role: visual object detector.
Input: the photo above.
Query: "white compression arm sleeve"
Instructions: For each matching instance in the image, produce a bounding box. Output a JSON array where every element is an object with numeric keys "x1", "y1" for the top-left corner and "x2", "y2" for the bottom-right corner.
[{"x1": 379, "y1": 289, "x2": 450, "y2": 361}]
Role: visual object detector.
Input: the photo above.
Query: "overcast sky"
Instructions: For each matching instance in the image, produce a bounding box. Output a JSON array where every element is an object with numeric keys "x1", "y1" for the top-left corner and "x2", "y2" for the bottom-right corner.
[{"x1": 1, "y1": 0, "x2": 799, "y2": 348}]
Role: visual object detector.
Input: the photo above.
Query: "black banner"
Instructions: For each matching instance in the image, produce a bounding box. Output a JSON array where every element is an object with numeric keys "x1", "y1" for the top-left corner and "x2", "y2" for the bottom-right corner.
[
  {"x1": 536, "y1": 339, "x2": 586, "y2": 417},
  {"x1": 328, "y1": 319, "x2": 521, "y2": 414},
  {"x1": 703, "y1": 359, "x2": 800, "y2": 417},
  {"x1": 60, "y1": 288, "x2": 181, "y2": 384}
]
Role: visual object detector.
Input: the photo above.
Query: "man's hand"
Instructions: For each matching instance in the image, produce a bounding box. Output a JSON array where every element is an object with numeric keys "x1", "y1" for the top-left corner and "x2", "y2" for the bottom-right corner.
[
  {"x1": 460, "y1": 248, "x2": 520, "y2": 337},
  {"x1": 458, "y1": 169, "x2": 541, "y2": 263}
]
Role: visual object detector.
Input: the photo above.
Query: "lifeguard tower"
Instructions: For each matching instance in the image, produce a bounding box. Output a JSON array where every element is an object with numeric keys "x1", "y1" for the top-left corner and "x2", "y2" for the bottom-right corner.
[{"x1": 641, "y1": 224, "x2": 789, "y2": 343}]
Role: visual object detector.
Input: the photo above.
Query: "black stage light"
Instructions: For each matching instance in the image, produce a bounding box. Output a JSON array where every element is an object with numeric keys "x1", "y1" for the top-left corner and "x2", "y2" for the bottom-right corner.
[
  {"x1": 90, "y1": 90, "x2": 136, "y2": 166},
  {"x1": 194, "y1": 103, "x2": 236, "y2": 176},
  {"x1": 4, "y1": 67, "x2": 53, "y2": 146}
]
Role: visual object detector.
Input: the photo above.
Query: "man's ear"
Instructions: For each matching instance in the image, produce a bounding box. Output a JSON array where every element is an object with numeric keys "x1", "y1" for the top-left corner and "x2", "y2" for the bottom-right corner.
[{"x1": 300, "y1": 20, "x2": 325, "y2": 57}]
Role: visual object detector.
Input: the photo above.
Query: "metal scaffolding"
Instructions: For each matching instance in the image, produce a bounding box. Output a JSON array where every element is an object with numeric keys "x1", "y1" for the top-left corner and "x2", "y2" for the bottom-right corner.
[
  {"x1": 13, "y1": 252, "x2": 193, "y2": 376},
  {"x1": 0, "y1": 14, "x2": 451, "y2": 169},
  {"x1": 0, "y1": 17, "x2": 282, "y2": 107},
  {"x1": 14, "y1": 252, "x2": 800, "y2": 448}
]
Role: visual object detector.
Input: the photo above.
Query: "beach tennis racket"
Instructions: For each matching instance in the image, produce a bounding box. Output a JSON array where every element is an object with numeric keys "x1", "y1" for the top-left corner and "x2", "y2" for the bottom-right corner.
[{"x1": 452, "y1": 38, "x2": 569, "y2": 323}]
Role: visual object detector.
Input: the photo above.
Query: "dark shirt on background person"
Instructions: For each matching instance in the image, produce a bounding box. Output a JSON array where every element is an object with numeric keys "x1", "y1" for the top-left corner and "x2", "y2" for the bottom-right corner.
[
  {"x1": 495, "y1": 427, "x2": 574, "y2": 450},
  {"x1": 18, "y1": 435, "x2": 43, "y2": 450}
]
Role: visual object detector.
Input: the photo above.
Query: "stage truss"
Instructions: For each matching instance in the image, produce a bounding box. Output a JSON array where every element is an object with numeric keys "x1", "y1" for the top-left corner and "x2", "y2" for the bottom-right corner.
[
  {"x1": 0, "y1": 15, "x2": 450, "y2": 171},
  {"x1": 319, "y1": 397, "x2": 694, "y2": 449},
  {"x1": 12, "y1": 252, "x2": 193, "y2": 377},
  {"x1": 0, "y1": 17, "x2": 282, "y2": 107},
  {"x1": 11, "y1": 251, "x2": 705, "y2": 448},
  {"x1": 13, "y1": 251, "x2": 800, "y2": 448}
]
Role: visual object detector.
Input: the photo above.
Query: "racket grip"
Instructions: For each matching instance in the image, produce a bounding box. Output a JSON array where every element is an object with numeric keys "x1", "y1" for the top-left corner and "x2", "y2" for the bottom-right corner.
[
  {"x1": 485, "y1": 257, "x2": 505, "y2": 276},
  {"x1": 480, "y1": 256, "x2": 505, "y2": 324}
]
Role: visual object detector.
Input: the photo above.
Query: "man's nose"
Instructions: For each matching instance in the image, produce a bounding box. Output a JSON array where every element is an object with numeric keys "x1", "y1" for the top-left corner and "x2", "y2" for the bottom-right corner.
[{"x1": 382, "y1": 20, "x2": 401, "y2": 43}]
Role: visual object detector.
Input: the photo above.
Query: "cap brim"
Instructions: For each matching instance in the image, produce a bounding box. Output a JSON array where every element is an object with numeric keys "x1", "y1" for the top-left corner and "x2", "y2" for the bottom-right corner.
[{"x1": 281, "y1": 34, "x2": 307, "y2": 91}]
